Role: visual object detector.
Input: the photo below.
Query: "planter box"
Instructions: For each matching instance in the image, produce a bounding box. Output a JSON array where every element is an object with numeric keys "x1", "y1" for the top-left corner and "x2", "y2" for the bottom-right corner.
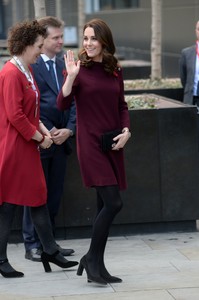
[
  {"x1": 10, "y1": 96, "x2": 199, "y2": 241},
  {"x1": 120, "y1": 60, "x2": 151, "y2": 80},
  {"x1": 121, "y1": 97, "x2": 199, "y2": 224},
  {"x1": 125, "y1": 88, "x2": 184, "y2": 102}
]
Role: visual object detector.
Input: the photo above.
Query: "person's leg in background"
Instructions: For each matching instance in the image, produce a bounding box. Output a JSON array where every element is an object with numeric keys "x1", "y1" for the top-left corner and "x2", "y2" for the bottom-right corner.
[
  {"x1": 22, "y1": 145, "x2": 74, "y2": 262},
  {"x1": 41, "y1": 145, "x2": 74, "y2": 256},
  {"x1": 23, "y1": 206, "x2": 42, "y2": 261},
  {"x1": 42, "y1": 146, "x2": 66, "y2": 235}
]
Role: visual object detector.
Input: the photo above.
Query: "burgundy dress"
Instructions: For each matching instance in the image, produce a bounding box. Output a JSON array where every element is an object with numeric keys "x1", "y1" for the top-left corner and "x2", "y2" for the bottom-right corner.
[
  {"x1": 57, "y1": 62, "x2": 130, "y2": 190},
  {"x1": 0, "y1": 61, "x2": 47, "y2": 206}
]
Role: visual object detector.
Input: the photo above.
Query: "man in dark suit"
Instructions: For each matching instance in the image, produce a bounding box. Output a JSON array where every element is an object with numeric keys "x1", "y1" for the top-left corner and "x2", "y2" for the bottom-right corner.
[
  {"x1": 179, "y1": 20, "x2": 199, "y2": 107},
  {"x1": 23, "y1": 16, "x2": 76, "y2": 261}
]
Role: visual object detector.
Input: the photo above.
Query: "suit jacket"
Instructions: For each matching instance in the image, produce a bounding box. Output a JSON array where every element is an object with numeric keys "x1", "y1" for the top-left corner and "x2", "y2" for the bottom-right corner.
[
  {"x1": 31, "y1": 56, "x2": 76, "y2": 158},
  {"x1": 179, "y1": 45, "x2": 196, "y2": 104}
]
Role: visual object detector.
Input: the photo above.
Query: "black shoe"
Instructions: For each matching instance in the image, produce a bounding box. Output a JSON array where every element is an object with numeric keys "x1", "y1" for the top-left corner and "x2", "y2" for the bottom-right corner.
[
  {"x1": 0, "y1": 259, "x2": 24, "y2": 278},
  {"x1": 25, "y1": 248, "x2": 42, "y2": 262},
  {"x1": 41, "y1": 250, "x2": 79, "y2": 273},
  {"x1": 56, "y1": 244, "x2": 75, "y2": 256},
  {"x1": 102, "y1": 274, "x2": 122, "y2": 283},
  {"x1": 100, "y1": 266, "x2": 122, "y2": 283},
  {"x1": 77, "y1": 255, "x2": 107, "y2": 285}
]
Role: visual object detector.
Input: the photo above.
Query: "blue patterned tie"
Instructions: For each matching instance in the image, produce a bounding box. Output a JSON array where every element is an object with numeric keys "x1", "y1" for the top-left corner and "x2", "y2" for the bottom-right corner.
[{"x1": 46, "y1": 60, "x2": 58, "y2": 91}]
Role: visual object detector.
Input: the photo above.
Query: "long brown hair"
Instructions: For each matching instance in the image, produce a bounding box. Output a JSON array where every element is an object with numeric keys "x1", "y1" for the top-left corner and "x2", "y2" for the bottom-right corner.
[{"x1": 78, "y1": 18, "x2": 118, "y2": 75}]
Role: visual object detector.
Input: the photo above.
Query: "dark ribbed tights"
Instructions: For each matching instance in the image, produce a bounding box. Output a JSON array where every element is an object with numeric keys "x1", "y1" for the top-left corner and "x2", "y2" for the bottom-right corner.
[{"x1": 86, "y1": 185, "x2": 123, "y2": 275}]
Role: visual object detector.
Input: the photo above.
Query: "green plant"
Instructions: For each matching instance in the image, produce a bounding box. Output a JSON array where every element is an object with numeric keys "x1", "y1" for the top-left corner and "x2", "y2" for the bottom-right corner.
[
  {"x1": 125, "y1": 94, "x2": 157, "y2": 109},
  {"x1": 124, "y1": 78, "x2": 182, "y2": 90}
]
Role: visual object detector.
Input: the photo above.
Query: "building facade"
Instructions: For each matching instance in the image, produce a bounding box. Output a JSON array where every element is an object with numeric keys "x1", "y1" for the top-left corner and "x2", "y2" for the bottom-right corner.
[{"x1": 1, "y1": 0, "x2": 199, "y2": 77}]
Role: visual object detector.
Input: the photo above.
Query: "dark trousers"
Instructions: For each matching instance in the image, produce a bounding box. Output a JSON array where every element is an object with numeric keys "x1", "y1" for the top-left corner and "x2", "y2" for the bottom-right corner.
[
  {"x1": 23, "y1": 145, "x2": 67, "y2": 251},
  {"x1": 193, "y1": 96, "x2": 199, "y2": 151}
]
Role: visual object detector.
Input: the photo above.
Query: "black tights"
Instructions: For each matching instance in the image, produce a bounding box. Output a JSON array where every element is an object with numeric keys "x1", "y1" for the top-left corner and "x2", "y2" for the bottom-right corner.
[
  {"x1": 0, "y1": 203, "x2": 58, "y2": 261},
  {"x1": 86, "y1": 185, "x2": 123, "y2": 275}
]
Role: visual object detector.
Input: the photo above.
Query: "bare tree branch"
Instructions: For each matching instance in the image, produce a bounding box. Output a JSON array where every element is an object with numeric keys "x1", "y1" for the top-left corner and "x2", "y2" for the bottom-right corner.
[
  {"x1": 151, "y1": 0, "x2": 162, "y2": 80},
  {"x1": 77, "y1": 0, "x2": 85, "y2": 49},
  {"x1": 33, "y1": 0, "x2": 46, "y2": 19}
]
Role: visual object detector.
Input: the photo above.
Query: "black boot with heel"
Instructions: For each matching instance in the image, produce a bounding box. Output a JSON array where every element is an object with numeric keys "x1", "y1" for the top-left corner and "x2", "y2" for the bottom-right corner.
[
  {"x1": 41, "y1": 251, "x2": 78, "y2": 272},
  {"x1": 0, "y1": 259, "x2": 24, "y2": 278}
]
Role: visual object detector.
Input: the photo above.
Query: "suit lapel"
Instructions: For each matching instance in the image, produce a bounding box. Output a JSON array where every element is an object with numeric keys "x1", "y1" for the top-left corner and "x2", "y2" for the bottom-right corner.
[{"x1": 192, "y1": 46, "x2": 197, "y2": 74}]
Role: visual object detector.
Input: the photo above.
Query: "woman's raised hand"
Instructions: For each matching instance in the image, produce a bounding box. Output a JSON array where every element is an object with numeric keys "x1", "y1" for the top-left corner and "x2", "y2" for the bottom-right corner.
[
  {"x1": 61, "y1": 50, "x2": 81, "y2": 97},
  {"x1": 64, "y1": 50, "x2": 80, "y2": 78}
]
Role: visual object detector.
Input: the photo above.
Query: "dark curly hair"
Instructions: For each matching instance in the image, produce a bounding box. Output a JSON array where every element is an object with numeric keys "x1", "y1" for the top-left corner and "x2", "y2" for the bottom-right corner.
[
  {"x1": 78, "y1": 18, "x2": 118, "y2": 75},
  {"x1": 7, "y1": 20, "x2": 46, "y2": 56}
]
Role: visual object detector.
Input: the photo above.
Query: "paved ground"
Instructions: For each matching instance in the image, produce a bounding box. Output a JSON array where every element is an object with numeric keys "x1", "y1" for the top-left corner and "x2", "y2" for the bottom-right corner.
[{"x1": 1, "y1": 230, "x2": 199, "y2": 299}]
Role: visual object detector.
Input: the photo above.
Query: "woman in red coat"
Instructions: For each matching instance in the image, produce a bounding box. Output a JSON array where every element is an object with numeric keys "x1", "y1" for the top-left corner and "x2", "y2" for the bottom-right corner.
[
  {"x1": 0, "y1": 20, "x2": 78, "y2": 278},
  {"x1": 57, "y1": 18, "x2": 131, "y2": 285}
]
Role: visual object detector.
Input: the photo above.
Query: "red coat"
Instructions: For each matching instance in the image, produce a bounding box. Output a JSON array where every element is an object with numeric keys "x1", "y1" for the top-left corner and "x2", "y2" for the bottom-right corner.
[
  {"x1": 57, "y1": 62, "x2": 130, "y2": 190},
  {"x1": 0, "y1": 62, "x2": 47, "y2": 206}
]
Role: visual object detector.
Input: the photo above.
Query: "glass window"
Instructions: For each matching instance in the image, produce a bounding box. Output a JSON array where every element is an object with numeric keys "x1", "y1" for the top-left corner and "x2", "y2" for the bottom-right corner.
[
  {"x1": 0, "y1": 0, "x2": 4, "y2": 38},
  {"x1": 99, "y1": 0, "x2": 139, "y2": 10}
]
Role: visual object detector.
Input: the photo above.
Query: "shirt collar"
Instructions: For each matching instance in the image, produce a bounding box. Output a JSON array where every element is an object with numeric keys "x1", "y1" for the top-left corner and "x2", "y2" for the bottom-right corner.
[{"x1": 41, "y1": 53, "x2": 56, "y2": 63}]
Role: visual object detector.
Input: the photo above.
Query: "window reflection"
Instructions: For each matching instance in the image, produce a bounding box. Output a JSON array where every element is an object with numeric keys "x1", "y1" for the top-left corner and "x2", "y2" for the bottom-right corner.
[{"x1": 99, "y1": 0, "x2": 139, "y2": 10}]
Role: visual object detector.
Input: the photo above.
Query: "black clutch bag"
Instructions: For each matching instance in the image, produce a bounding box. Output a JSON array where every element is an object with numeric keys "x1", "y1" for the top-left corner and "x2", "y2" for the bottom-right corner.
[{"x1": 101, "y1": 129, "x2": 122, "y2": 152}]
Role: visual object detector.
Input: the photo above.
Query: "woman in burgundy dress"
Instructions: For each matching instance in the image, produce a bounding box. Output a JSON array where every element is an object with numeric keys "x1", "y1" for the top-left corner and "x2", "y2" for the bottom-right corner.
[
  {"x1": 0, "y1": 20, "x2": 78, "y2": 278},
  {"x1": 57, "y1": 18, "x2": 131, "y2": 285}
]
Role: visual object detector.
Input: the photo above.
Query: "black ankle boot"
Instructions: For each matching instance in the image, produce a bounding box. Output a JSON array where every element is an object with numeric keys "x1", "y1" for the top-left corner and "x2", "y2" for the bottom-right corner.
[
  {"x1": 41, "y1": 251, "x2": 78, "y2": 272},
  {"x1": 0, "y1": 259, "x2": 24, "y2": 278}
]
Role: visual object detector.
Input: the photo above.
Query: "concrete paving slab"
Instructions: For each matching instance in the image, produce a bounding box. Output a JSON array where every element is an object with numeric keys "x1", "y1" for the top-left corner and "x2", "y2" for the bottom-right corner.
[
  {"x1": 1, "y1": 232, "x2": 199, "y2": 299},
  {"x1": 169, "y1": 287, "x2": 199, "y2": 300},
  {"x1": 56, "y1": 289, "x2": 174, "y2": 300}
]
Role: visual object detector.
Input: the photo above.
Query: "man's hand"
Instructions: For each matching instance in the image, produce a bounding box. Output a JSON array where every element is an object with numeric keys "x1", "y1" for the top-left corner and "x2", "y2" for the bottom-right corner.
[{"x1": 51, "y1": 128, "x2": 71, "y2": 145}]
